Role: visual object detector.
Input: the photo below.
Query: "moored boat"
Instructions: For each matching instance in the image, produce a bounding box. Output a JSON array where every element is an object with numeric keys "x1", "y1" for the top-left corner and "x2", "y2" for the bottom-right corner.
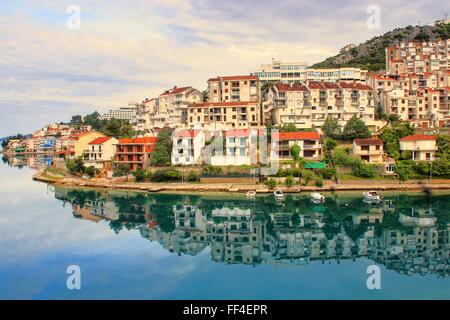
[
  {"x1": 311, "y1": 192, "x2": 325, "y2": 203},
  {"x1": 274, "y1": 189, "x2": 284, "y2": 199},
  {"x1": 246, "y1": 190, "x2": 256, "y2": 198},
  {"x1": 363, "y1": 191, "x2": 382, "y2": 202}
]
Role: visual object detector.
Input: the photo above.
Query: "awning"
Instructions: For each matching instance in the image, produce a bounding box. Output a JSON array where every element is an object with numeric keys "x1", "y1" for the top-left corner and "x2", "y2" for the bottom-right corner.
[{"x1": 304, "y1": 161, "x2": 326, "y2": 169}]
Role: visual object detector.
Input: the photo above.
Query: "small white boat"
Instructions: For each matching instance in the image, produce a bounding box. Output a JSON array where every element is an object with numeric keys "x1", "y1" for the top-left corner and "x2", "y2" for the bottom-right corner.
[
  {"x1": 363, "y1": 191, "x2": 382, "y2": 202},
  {"x1": 311, "y1": 192, "x2": 325, "y2": 203},
  {"x1": 274, "y1": 189, "x2": 284, "y2": 199},
  {"x1": 246, "y1": 190, "x2": 256, "y2": 198}
]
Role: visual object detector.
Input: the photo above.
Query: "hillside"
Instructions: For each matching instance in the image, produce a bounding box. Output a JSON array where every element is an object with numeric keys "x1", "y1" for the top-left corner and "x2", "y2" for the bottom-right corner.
[{"x1": 311, "y1": 23, "x2": 450, "y2": 71}]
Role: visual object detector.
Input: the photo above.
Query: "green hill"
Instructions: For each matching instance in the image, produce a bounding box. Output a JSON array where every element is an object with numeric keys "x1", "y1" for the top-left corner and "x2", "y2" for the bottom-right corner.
[{"x1": 311, "y1": 23, "x2": 450, "y2": 71}]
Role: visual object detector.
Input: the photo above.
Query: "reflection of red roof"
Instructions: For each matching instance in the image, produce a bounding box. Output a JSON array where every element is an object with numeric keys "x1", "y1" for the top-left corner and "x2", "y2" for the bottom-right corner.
[
  {"x1": 118, "y1": 137, "x2": 158, "y2": 144},
  {"x1": 272, "y1": 131, "x2": 320, "y2": 141},
  {"x1": 400, "y1": 134, "x2": 436, "y2": 141},
  {"x1": 354, "y1": 138, "x2": 383, "y2": 146},
  {"x1": 89, "y1": 137, "x2": 112, "y2": 145}
]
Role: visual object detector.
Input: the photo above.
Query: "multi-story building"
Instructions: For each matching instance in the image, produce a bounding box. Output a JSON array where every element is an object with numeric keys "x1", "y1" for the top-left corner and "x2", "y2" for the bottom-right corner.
[
  {"x1": 352, "y1": 138, "x2": 384, "y2": 163},
  {"x1": 86, "y1": 136, "x2": 118, "y2": 169},
  {"x1": 386, "y1": 40, "x2": 450, "y2": 75},
  {"x1": 210, "y1": 129, "x2": 259, "y2": 166},
  {"x1": 69, "y1": 131, "x2": 106, "y2": 158},
  {"x1": 99, "y1": 106, "x2": 137, "y2": 121},
  {"x1": 399, "y1": 134, "x2": 437, "y2": 161},
  {"x1": 270, "y1": 131, "x2": 322, "y2": 161},
  {"x1": 171, "y1": 129, "x2": 205, "y2": 166},
  {"x1": 186, "y1": 101, "x2": 260, "y2": 130},
  {"x1": 251, "y1": 60, "x2": 367, "y2": 84},
  {"x1": 114, "y1": 137, "x2": 158, "y2": 170},
  {"x1": 265, "y1": 81, "x2": 383, "y2": 132},
  {"x1": 156, "y1": 86, "x2": 204, "y2": 128},
  {"x1": 207, "y1": 75, "x2": 260, "y2": 103}
]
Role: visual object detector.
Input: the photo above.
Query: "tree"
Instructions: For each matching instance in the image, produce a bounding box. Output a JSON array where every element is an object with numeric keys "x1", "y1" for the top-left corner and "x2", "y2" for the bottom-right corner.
[
  {"x1": 70, "y1": 115, "x2": 83, "y2": 126},
  {"x1": 325, "y1": 138, "x2": 338, "y2": 151},
  {"x1": 84, "y1": 166, "x2": 98, "y2": 178},
  {"x1": 380, "y1": 121, "x2": 415, "y2": 159},
  {"x1": 285, "y1": 175, "x2": 294, "y2": 187},
  {"x1": 132, "y1": 168, "x2": 147, "y2": 182},
  {"x1": 395, "y1": 161, "x2": 413, "y2": 182},
  {"x1": 265, "y1": 178, "x2": 277, "y2": 189},
  {"x1": 322, "y1": 117, "x2": 342, "y2": 139},
  {"x1": 352, "y1": 163, "x2": 378, "y2": 178},
  {"x1": 290, "y1": 144, "x2": 301, "y2": 161},
  {"x1": 65, "y1": 157, "x2": 85, "y2": 175},
  {"x1": 278, "y1": 124, "x2": 299, "y2": 132},
  {"x1": 150, "y1": 128, "x2": 173, "y2": 166},
  {"x1": 113, "y1": 164, "x2": 131, "y2": 181},
  {"x1": 342, "y1": 115, "x2": 371, "y2": 140}
]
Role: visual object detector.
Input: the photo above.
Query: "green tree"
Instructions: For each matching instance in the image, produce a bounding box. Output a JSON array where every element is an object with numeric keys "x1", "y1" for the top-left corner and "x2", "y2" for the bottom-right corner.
[
  {"x1": 132, "y1": 168, "x2": 147, "y2": 182},
  {"x1": 342, "y1": 115, "x2": 371, "y2": 140},
  {"x1": 352, "y1": 163, "x2": 378, "y2": 178},
  {"x1": 150, "y1": 128, "x2": 173, "y2": 166},
  {"x1": 325, "y1": 138, "x2": 338, "y2": 151},
  {"x1": 395, "y1": 161, "x2": 413, "y2": 182},
  {"x1": 290, "y1": 144, "x2": 301, "y2": 161},
  {"x1": 113, "y1": 163, "x2": 131, "y2": 181},
  {"x1": 285, "y1": 175, "x2": 294, "y2": 187},
  {"x1": 65, "y1": 157, "x2": 85, "y2": 175},
  {"x1": 379, "y1": 121, "x2": 415, "y2": 159},
  {"x1": 187, "y1": 170, "x2": 199, "y2": 182},
  {"x1": 265, "y1": 178, "x2": 277, "y2": 189},
  {"x1": 84, "y1": 166, "x2": 98, "y2": 178},
  {"x1": 322, "y1": 117, "x2": 342, "y2": 139}
]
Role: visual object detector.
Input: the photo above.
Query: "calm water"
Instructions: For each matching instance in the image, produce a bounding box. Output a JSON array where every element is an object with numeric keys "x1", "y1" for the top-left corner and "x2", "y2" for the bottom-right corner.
[{"x1": 0, "y1": 158, "x2": 449, "y2": 299}]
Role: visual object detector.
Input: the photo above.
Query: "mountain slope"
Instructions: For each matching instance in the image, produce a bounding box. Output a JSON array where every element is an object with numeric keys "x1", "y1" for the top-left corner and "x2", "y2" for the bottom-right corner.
[{"x1": 311, "y1": 23, "x2": 450, "y2": 71}]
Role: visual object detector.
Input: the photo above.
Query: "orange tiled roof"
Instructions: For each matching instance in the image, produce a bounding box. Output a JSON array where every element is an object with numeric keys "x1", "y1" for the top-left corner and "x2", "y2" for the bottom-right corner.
[
  {"x1": 89, "y1": 137, "x2": 112, "y2": 145},
  {"x1": 400, "y1": 134, "x2": 436, "y2": 141},
  {"x1": 272, "y1": 131, "x2": 320, "y2": 141},
  {"x1": 354, "y1": 138, "x2": 383, "y2": 146}
]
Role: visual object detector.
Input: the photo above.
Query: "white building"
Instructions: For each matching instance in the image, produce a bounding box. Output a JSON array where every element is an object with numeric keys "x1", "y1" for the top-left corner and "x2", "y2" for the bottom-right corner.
[
  {"x1": 171, "y1": 129, "x2": 205, "y2": 165},
  {"x1": 210, "y1": 129, "x2": 259, "y2": 166},
  {"x1": 399, "y1": 134, "x2": 437, "y2": 161},
  {"x1": 100, "y1": 106, "x2": 137, "y2": 121},
  {"x1": 86, "y1": 136, "x2": 119, "y2": 169}
]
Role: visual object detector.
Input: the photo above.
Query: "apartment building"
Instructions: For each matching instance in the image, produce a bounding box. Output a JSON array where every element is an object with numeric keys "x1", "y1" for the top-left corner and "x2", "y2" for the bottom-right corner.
[
  {"x1": 251, "y1": 60, "x2": 367, "y2": 84},
  {"x1": 207, "y1": 75, "x2": 260, "y2": 103},
  {"x1": 386, "y1": 40, "x2": 450, "y2": 75},
  {"x1": 352, "y1": 138, "x2": 384, "y2": 163},
  {"x1": 186, "y1": 101, "x2": 260, "y2": 130},
  {"x1": 210, "y1": 129, "x2": 258, "y2": 166},
  {"x1": 399, "y1": 134, "x2": 437, "y2": 161},
  {"x1": 114, "y1": 137, "x2": 158, "y2": 170},
  {"x1": 100, "y1": 106, "x2": 137, "y2": 121},
  {"x1": 171, "y1": 129, "x2": 205, "y2": 165},
  {"x1": 270, "y1": 131, "x2": 322, "y2": 161},
  {"x1": 69, "y1": 131, "x2": 106, "y2": 158},
  {"x1": 86, "y1": 136, "x2": 118, "y2": 169},
  {"x1": 265, "y1": 81, "x2": 382, "y2": 132},
  {"x1": 156, "y1": 86, "x2": 204, "y2": 128}
]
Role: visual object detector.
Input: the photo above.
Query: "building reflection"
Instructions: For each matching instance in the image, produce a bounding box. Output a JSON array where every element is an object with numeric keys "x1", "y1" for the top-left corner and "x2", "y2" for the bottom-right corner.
[{"x1": 53, "y1": 186, "x2": 450, "y2": 276}]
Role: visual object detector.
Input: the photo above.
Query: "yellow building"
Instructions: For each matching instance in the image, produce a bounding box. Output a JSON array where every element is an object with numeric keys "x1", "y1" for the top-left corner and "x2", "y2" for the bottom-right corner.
[
  {"x1": 352, "y1": 138, "x2": 384, "y2": 163},
  {"x1": 70, "y1": 131, "x2": 106, "y2": 158}
]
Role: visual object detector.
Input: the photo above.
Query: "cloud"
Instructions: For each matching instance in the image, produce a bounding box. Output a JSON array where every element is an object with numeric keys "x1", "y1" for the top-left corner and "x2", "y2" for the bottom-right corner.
[{"x1": 0, "y1": 0, "x2": 448, "y2": 136}]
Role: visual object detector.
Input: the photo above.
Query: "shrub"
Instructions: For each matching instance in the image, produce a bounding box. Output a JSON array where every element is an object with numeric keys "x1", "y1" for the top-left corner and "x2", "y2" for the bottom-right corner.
[
  {"x1": 202, "y1": 165, "x2": 223, "y2": 176},
  {"x1": 395, "y1": 161, "x2": 413, "y2": 182},
  {"x1": 352, "y1": 163, "x2": 378, "y2": 178},
  {"x1": 320, "y1": 167, "x2": 336, "y2": 179},
  {"x1": 285, "y1": 175, "x2": 294, "y2": 187},
  {"x1": 187, "y1": 170, "x2": 199, "y2": 182},
  {"x1": 266, "y1": 178, "x2": 277, "y2": 189},
  {"x1": 315, "y1": 177, "x2": 324, "y2": 187},
  {"x1": 132, "y1": 168, "x2": 147, "y2": 182},
  {"x1": 150, "y1": 169, "x2": 182, "y2": 182},
  {"x1": 325, "y1": 138, "x2": 338, "y2": 151},
  {"x1": 300, "y1": 169, "x2": 315, "y2": 185},
  {"x1": 65, "y1": 157, "x2": 85, "y2": 175},
  {"x1": 290, "y1": 144, "x2": 301, "y2": 161},
  {"x1": 84, "y1": 166, "x2": 98, "y2": 178}
]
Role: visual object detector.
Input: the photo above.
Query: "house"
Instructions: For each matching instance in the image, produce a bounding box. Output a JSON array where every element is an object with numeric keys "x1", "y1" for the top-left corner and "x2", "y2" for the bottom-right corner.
[
  {"x1": 171, "y1": 129, "x2": 205, "y2": 165},
  {"x1": 210, "y1": 129, "x2": 258, "y2": 166},
  {"x1": 399, "y1": 134, "x2": 437, "y2": 161},
  {"x1": 114, "y1": 137, "x2": 158, "y2": 170},
  {"x1": 69, "y1": 131, "x2": 106, "y2": 158},
  {"x1": 85, "y1": 136, "x2": 119, "y2": 169},
  {"x1": 353, "y1": 138, "x2": 384, "y2": 163},
  {"x1": 270, "y1": 131, "x2": 321, "y2": 161}
]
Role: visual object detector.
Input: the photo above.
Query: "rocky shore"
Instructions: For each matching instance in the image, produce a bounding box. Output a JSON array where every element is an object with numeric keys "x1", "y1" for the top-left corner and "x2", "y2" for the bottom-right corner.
[{"x1": 32, "y1": 170, "x2": 450, "y2": 194}]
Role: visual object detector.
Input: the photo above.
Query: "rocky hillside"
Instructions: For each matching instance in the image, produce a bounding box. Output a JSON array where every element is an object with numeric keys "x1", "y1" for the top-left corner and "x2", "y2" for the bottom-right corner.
[{"x1": 311, "y1": 23, "x2": 450, "y2": 71}]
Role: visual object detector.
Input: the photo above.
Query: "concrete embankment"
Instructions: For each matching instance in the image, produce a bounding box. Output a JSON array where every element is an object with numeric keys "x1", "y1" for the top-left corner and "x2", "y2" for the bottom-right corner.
[{"x1": 32, "y1": 170, "x2": 450, "y2": 194}]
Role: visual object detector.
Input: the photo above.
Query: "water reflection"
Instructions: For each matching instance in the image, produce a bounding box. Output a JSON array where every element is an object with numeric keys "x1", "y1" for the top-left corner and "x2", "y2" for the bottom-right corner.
[
  {"x1": 54, "y1": 186, "x2": 450, "y2": 277},
  {"x1": 2, "y1": 154, "x2": 52, "y2": 169}
]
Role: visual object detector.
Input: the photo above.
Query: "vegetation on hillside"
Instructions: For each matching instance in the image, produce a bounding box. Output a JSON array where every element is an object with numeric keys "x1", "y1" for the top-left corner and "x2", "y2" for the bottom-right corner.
[
  {"x1": 69, "y1": 112, "x2": 134, "y2": 139},
  {"x1": 312, "y1": 23, "x2": 450, "y2": 71}
]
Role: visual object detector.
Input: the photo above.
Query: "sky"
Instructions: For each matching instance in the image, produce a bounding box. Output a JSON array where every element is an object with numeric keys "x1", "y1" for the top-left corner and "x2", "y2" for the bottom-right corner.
[{"x1": 0, "y1": 0, "x2": 449, "y2": 137}]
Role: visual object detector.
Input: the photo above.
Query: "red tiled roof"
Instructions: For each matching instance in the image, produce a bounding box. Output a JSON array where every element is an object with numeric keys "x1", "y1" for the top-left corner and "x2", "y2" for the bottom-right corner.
[
  {"x1": 226, "y1": 129, "x2": 250, "y2": 138},
  {"x1": 338, "y1": 81, "x2": 372, "y2": 90},
  {"x1": 272, "y1": 131, "x2": 320, "y2": 141},
  {"x1": 89, "y1": 137, "x2": 112, "y2": 145},
  {"x1": 208, "y1": 75, "x2": 259, "y2": 82},
  {"x1": 354, "y1": 138, "x2": 383, "y2": 146},
  {"x1": 175, "y1": 129, "x2": 200, "y2": 138},
  {"x1": 118, "y1": 137, "x2": 158, "y2": 144},
  {"x1": 188, "y1": 101, "x2": 258, "y2": 108},
  {"x1": 400, "y1": 134, "x2": 436, "y2": 141},
  {"x1": 274, "y1": 83, "x2": 308, "y2": 92},
  {"x1": 159, "y1": 86, "x2": 191, "y2": 96}
]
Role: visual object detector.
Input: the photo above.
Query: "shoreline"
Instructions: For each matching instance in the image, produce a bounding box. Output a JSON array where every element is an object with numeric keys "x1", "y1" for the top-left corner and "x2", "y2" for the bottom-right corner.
[{"x1": 32, "y1": 170, "x2": 450, "y2": 194}]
